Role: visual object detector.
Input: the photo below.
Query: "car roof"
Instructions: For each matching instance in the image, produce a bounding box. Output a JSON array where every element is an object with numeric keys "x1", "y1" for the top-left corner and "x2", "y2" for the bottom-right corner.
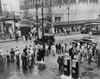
[
  {"x1": 44, "y1": 33, "x2": 54, "y2": 36},
  {"x1": 73, "y1": 37, "x2": 96, "y2": 43},
  {"x1": 80, "y1": 36, "x2": 96, "y2": 43}
]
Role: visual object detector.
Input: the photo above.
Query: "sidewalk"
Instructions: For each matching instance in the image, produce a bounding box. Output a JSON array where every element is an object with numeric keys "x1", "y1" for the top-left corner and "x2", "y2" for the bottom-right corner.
[
  {"x1": 0, "y1": 38, "x2": 22, "y2": 43},
  {"x1": 80, "y1": 61, "x2": 100, "y2": 79},
  {"x1": 55, "y1": 32, "x2": 80, "y2": 36},
  {"x1": 0, "y1": 32, "x2": 80, "y2": 43}
]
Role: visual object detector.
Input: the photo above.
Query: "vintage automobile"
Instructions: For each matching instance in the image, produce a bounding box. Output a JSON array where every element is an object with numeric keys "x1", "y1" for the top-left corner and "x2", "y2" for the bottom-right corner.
[
  {"x1": 73, "y1": 36, "x2": 96, "y2": 46},
  {"x1": 34, "y1": 33, "x2": 55, "y2": 45},
  {"x1": 91, "y1": 29, "x2": 100, "y2": 35},
  {"x1": 80, "y1": 36, "x2": 94, "y2": 42},
  {"x1": 81, "y1": 29, "x2": 89, "y2": 34},
  {"x1": 81, "y1": 27, "x2": 91, "y2": 34}
]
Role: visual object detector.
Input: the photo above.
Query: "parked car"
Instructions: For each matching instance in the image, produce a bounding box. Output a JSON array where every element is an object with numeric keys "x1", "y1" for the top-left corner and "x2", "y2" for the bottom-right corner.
[
  {"x1": 73, "y1": 36, "x2": 97, "y2": 46},
  {"x1": 81, "y1": 29, "x2": 89, "y2": 34},
  {"x1": 34, "y1": 33, "x2": 55, "y2": 45},
  {"x1": 91, "y1": 29, "x2": 100, "y2": 35}
]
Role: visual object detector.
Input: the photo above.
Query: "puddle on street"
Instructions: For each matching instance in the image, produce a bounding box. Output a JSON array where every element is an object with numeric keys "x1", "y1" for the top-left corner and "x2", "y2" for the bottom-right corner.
[
  {"x1": 84, "y1": 67, "x2": 94, "y2": 71},
  {"x1": 82, "y1": 71, "x2": 100, "y2": 78}
]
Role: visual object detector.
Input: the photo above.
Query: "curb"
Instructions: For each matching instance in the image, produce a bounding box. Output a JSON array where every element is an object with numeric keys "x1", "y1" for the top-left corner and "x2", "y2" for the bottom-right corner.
[
  {"x1": 0, "y1": 32, "x2": 80, "y2": 43},
  {"x1": 0, "y1": 38, "x2": 22, "y2": 43},
  {"x1": 55, "y1": 32, "x2": 80, "y2": 36}
]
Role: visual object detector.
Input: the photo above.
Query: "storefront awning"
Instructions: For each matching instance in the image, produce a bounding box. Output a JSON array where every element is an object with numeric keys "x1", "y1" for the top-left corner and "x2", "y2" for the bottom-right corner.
[{"x1": 53, "y1": 19, "x2": 100, "y2": 27}]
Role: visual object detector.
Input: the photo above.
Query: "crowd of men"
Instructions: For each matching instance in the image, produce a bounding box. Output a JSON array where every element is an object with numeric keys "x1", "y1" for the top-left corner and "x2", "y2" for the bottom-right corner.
[
  {"x1": 57, "y1": 39, "x2": 100, "y2": 78},
  {"x1": 0, "y1": 45, "x2": 45, "y2": 69},
  {"x1": 0, "y1": 39, "x2": 100, "y2": 77}
]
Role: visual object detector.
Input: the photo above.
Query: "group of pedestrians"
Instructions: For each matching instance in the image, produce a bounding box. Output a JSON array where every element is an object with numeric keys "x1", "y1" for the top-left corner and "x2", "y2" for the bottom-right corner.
[
  {"x1": 0, "y1": 44, "x2": 46, "y2": 69},
  {"x1": 0, "y1": 47, "x2": 20, "y2": 68},
  {"x1": 44, "y1": 43, "x2": 66, "y2": 56},
  {"x1": 0, "y1": 42, "x2": 67, "y2": 70},
  {"x1": 1, "y1": 38, "x2": 100, "y2": 75},
  {"x1": 57, "y1": 39, "x2": 100, "y2": 75}
]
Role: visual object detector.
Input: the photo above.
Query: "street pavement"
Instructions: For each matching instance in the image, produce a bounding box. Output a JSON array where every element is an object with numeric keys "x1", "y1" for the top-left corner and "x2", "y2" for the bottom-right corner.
[
  {"x1": 0, "y1": 34, "x2": 100, "y2": 79},
  {"x1": 0, "y1": 32, "x2": 80, "y2": 43}
]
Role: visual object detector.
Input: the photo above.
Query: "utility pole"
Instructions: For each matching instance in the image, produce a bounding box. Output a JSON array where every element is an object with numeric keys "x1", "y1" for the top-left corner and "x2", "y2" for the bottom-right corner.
[
  {"x1": 0, "y1": 0, "x2": 3, "y2": 33},
  {"x1": 36, "y1": 0, "x2": 39, "y2": 38},
  {"x1": 13, "y1": 11, "x2": 16, "y2": 35},
  {"x1": 24, "y1": 0, "x2": 28, "y2": 17},
  {"x1": 67, "y1": 0, "x2": 71, "y2": 77},
  {"x1": 41, "y1": 0, "x2": 45, "y2": 50},
  {"x1": 11, "y1": 5, "x2": 13, "y2": 11},
  {"x1": 3, "y1": 4, "x2": 7, "y2": 13},
  {"x1": 68, "y1": 7, "x2": 69, "y2": 24},
  {"x1": 50, "y1": 0, "x2": 52, "y2": 23},
  {"x1": 68, "y1": 0, "x2": 70, "y2": 24},
  {"x1": 36, "y1": 0, "x2": 38, "y2": 22},
  {"x1": 0, "y1": 0, "x2": 2, "y2": 16}
]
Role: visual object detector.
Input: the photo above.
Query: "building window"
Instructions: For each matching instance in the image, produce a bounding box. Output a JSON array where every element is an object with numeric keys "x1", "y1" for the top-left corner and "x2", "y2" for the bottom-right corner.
[
  {"x1": 70, "y1": 0, "x2": 76, "y2": 4},
  {"x1": 52, "y1": 0, "x2": 59, "y2": 5},
  {"x1": 20, "y1": 0, "x2": 25, "y2": 5},
  {"x1": 29, "y1": 0, "x2": 32, "y2": 3},
  {"x1": 55, "y1": 17, "x2": 61, "y2": 22},
  {"x1": 79, "y1": 0, "x2": 88, "y2": 3},
  {"x1": 89, "y1": 0, "x2": 98, "y2": 3},
  {"x1": 63, "y1": 0, "x2": 68, "y2": 4},
  {"x1": 58, "y1": 0, "x2": 62, "y2": 4},
  {"x1": 37, "y1": 0, "x2": 41, "y2": 6}
]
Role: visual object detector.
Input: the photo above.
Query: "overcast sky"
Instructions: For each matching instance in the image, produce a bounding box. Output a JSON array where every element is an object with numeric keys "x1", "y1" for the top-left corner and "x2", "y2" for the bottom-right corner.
[{"x1": 1, "y1": 0, "x2": 20, "y2": 12}]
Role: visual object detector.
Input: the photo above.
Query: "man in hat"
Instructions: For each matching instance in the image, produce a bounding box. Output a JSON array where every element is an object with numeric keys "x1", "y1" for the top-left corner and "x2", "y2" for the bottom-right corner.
[
  {"x1": 69, "y1": 44, "x2": 74, "y2": 60},
  {"x1": 10, "y1": 48, "x2": 15, "y2": 61},
  {"x1": 23, "y1": 46, "x2": 28, "y2": 55},
  {"x1": 97, "y1": 49, "x2": 100, "y2": 67},
  {"x1": 57, "y1": 55, "x2": 64, "y2": 73},
  {"x1": 15, "y1": 48, "x2": 20, "y2": 66},
  {"x1": 6, "y1": 50, "x2": 10, "y2": 63}
]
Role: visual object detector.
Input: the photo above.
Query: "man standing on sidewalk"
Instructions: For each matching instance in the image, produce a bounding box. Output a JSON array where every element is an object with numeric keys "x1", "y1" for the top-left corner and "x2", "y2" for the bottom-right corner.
[
  {"x1": 57, "y1": 55, "x2": 64, "y2": 74},
  {"x1": 97, "y1": 50, "x2": 100, "y2": 67},
  {"x1": 10, "y1": 48, "x2": 15, "y2": 61},
  {"x1": 15, "y1": 32, "x2": 19, "y2": 42}
]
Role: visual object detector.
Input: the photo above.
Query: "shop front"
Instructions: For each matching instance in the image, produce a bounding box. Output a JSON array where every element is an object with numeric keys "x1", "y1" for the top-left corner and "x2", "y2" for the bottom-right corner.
[{"x1": 53, "y1": 21, "x2": 85, "y2": 34}]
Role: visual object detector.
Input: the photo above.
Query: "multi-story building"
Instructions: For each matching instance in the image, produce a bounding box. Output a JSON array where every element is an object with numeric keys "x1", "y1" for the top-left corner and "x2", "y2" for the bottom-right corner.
[
  {"x1": 0, "y1": 0, "x2": 3, "y2": 33},
  {"x1": 19, "y1": 0, "x2": 100, "y2": 32},
  {"x1": 19, "y1": 0, "x2": 100, "y2": 20},
  {"x1": 0, "y1": 0, "x2": 2, "y2": 16},
  {"x1": 19, "y1": 0, "x2": 51, "y2": 19}
]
